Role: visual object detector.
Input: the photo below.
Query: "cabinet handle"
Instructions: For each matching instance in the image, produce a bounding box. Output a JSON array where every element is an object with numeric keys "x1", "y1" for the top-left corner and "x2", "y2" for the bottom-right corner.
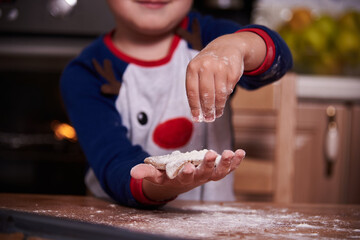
[{"x1": 324, "y1": 106, "x2": 339, "y2": 177}]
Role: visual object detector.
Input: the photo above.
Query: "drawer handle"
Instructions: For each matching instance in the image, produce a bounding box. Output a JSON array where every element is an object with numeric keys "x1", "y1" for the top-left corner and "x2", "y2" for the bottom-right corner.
[{"x1": 324, "y1": 106, "x2": 339, "y2": 177}]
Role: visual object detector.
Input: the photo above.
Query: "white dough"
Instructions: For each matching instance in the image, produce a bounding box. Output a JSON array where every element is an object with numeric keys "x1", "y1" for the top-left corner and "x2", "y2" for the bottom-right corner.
[{"x1": 144, "y1": 149, "x2": 221, "y2": 179}]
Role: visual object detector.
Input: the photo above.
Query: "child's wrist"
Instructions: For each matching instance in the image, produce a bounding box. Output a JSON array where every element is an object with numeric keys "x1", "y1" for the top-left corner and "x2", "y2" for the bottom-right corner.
[
  {"x1": 141, "y1": 179, "x2": 179, "y2": 203},
  {"x1": 130, "y1": 178, "x2": 176, "y2": 205},
  {"x1": 236, "y1": 28, "x2": 275, "y2": 75},
  {"x1": 233, "y1": 31, "x2": 267, "y2": 72}
]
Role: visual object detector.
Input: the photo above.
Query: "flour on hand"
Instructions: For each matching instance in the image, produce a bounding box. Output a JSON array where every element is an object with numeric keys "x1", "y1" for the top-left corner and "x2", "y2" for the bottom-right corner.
[{"x1": 144, "y1": 149, "x2": 221, "y2": 179}]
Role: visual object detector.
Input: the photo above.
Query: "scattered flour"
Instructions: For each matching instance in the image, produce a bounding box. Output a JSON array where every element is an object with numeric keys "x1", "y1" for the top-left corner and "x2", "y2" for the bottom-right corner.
[
  {"x1": 296, "y1": 223, "x2": 321, "y2": 229},
  {"x1": 7, "y1": 201, "x2": 360, "y2": 240}
]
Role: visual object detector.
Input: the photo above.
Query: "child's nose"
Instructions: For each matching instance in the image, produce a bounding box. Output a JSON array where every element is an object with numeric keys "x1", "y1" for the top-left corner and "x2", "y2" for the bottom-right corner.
[{"x1": 153, "y1": 117, "x2": 193, "y2": 149}]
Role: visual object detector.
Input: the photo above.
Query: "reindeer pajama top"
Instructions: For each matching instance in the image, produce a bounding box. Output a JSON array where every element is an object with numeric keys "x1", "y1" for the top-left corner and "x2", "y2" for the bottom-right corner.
[{"x1": 61, "y1": 11, "x2": 292, "y2": 208}]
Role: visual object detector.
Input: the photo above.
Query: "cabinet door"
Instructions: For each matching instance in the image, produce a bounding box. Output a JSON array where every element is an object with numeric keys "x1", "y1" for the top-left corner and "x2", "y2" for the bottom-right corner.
[
  {"x1": 294, "y1": 103, "x2": 350, "y2": 203},
  {"x1": 347, "y1": 105, "x2": 360, "y2": 204}
]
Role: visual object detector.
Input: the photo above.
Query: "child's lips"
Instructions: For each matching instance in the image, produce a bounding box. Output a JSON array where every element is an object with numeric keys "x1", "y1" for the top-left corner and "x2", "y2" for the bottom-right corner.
[{"x1": 136, "y1": 0, "x2": 170, "y2": 9}]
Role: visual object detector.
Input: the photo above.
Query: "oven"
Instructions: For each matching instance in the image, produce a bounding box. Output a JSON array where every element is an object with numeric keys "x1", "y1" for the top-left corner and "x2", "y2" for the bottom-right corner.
[{"x1": 0, "y1": 0, "x2": 114, "y2": 195}]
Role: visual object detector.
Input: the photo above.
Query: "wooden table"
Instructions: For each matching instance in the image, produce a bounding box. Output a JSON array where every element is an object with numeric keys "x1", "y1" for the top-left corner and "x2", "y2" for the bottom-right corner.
[{"x1": 0, "y1": 194, "x2": 359, "y2": 240}]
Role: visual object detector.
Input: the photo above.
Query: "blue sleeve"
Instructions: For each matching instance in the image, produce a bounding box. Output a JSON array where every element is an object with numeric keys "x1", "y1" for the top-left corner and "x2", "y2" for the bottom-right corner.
[
  {"x1": 188, "y1": 12, "x2": 293, "y2": 90},
  {"x1": 60, "y1": 56, "x2": 149, "y2": 208}
]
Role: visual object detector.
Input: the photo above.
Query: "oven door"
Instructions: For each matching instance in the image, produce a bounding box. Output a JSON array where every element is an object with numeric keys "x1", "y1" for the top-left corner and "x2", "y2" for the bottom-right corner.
[
  {"x1": 0, "y1": 37, "x2": 93, "y2": 196},
  {"x1": 0, "y1": 0, "x2": 115, "y2": 195}
]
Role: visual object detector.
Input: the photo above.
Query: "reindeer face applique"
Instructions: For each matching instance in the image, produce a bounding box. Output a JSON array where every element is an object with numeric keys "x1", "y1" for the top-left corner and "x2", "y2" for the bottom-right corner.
[{"x1": 92, "y1": 51, "x2": 200, "y2": 155}]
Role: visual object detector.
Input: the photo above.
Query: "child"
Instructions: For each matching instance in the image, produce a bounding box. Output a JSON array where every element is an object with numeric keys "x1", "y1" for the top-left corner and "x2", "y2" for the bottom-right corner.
[{"x1": 60, "y1": 0, "x2": 292, "y2": 208}]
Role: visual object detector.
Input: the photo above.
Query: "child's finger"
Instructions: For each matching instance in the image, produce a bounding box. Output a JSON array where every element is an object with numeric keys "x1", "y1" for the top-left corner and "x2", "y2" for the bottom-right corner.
[
  {"x1": 229, "y1": 149, "x2": 246, "y2": 172},
  {"x1": 214, "y1": 71, "x2": 229, "y2": 118},
  {"x1": 186, "y1": 64, "x2": 201, "y2": 122},
  {"x1": 176, "y1": 163, "x2": 195, "y2": 185},
  {"x1": 130, "y1": 164, "x2": 164, "y2": 184},
  {"x1": 195, "y1": 151, "x2": 217, "y2": 182},
  {"x1": 199, "y1": 70, "x2": 215, "y2": 122},
  {"x1": 211, "y1": 150, "x2": 233, "y2": 181}
]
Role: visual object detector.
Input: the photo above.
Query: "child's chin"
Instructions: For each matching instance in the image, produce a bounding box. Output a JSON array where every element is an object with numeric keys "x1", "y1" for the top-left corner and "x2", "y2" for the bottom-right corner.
[{"x1": 136, "y1": 23, "x2": 175, "y2": 35}]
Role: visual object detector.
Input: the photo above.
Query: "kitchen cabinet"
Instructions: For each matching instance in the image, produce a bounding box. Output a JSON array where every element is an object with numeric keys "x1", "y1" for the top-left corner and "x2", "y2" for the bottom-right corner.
[
  {"x1": 294, "y1": 102, "x2": 360, "y2": 204},
  {"x1": 294, "y1": 75, "x2": 360, "y2": 204},
  {"x1": 232, "y1": 74, "x2": 360, "y2": 204},
  {"x1": 232, "y1": 74, "x2": 297, "y2": 203},
  {"x1": 348, "y1": 105, "x2": 360, "y2": 203}
]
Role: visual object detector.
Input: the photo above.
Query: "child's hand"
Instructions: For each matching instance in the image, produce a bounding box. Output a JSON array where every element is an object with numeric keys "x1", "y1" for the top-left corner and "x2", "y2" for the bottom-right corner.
[
  {"x1": 186, "y1": 32, "x2": 266, "y2": 122},
  {"x1": 130, "y1": 149, "x2": 245, "y2": 202}
]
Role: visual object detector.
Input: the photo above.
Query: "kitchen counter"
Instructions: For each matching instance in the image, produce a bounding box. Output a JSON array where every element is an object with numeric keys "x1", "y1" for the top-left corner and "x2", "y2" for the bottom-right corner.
[
  {"x1": 297, "y1": 74, "x2": 360, "y2": 102},
  {"x1": 0, "y1": 194, "x2": 359, "y2": 240}
]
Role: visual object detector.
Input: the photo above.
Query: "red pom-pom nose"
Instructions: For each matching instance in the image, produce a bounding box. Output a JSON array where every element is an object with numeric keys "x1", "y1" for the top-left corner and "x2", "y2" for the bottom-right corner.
[{"x1": 153, "y1": 117, "x2": 193, "y2": 149}]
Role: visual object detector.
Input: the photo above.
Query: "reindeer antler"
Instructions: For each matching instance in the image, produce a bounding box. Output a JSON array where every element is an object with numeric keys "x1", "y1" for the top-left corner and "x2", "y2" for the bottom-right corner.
[
  {"x1": 92, "y1": 58, "x2": 121, "y2": 95},
  {"x1": 176, "y1": 18, "x2": 203, "y2": 51}
]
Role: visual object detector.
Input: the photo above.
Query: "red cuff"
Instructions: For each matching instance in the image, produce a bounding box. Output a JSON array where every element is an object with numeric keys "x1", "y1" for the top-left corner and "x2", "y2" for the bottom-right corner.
[
  {"x1": 130, "y1": 177, "x2": 175, "y2": 206},
  {"x1": 236, "y1": 28, "x2": 276, "y2": 76}
]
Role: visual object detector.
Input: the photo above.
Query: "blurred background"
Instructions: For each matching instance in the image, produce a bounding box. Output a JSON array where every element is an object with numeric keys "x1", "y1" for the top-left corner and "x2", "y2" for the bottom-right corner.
[
  {"x1": 0, "y1": 0, "x2": 359, "y2": 204},
  {"x1": 253, "y1": 0, "x2": 360, "y2": 77}
]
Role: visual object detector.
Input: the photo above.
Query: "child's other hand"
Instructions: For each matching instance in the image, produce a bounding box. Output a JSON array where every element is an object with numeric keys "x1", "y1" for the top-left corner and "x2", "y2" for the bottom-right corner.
[
  {"x1": 186, "y1": 32, "x2": 266, "y2": 122},
  {"x1": 130, "y1": 149, "x2": 245, "y2": 202}
]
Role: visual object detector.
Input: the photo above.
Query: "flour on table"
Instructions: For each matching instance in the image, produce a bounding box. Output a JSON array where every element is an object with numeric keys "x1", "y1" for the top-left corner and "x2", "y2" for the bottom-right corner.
[{"x1": 144, "y1": 149, "x2": 221, "y2": 179}]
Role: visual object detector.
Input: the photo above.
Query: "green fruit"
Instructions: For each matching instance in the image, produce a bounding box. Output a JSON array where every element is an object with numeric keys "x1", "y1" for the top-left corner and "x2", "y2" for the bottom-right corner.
[
  {"x1": 319, "y1": 52, "x2": 342, "y2": 75},
  {"x1": 300, "y1": 25, "x2": 328, "y2": 55},
  {"x1": 278, "y1": 9, "x2": 360, "y2": 76},
  {"x1": 335, "y1": 29, "x2": 360, "y2": 64},
  {"x1": 338, "y1": 11, "x2": 360, "y2": 32},
  {"x1": 313, "y1": 15, "x2": 338, "y2": 39}
]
